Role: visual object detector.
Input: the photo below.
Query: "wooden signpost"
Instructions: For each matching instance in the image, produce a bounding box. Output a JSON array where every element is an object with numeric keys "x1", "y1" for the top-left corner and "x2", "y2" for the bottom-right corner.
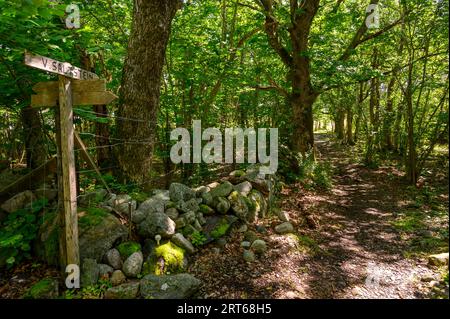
[{"x1": 24, "y1": 52, "x2": 118, "y2": 269}]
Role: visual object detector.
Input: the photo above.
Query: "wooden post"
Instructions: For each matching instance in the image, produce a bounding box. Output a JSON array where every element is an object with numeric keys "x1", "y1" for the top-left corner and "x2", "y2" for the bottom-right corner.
[{"x1": 58, "y1": 75, "x2": 79, "y2": 268}]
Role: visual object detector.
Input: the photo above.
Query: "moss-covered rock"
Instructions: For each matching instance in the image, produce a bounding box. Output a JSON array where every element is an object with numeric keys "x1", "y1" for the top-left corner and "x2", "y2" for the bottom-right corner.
[
  {"x1": 78, "y1": 207, "x2": 109, "y2": 228},
  {"x1": 24, "y1": 278, "x2": 59, "y2": 299},
  {"x1": 143, "y1": 242, "x2": 186, "y2": 276},
  {"x1": 210, "y1": 218, "x2": 232, "y2": 240},
  {"x1": 228, "y1": 191, "x2": 249, "y2": 220},
  {"x1": 199, "y1": 204, "x2": 215, "y2": 215},
  {"x1": 248, "y1": 190, "x2": 267, "y2": 219},
  {"x1": 117, "y1": 241, "x2": 142, "y2": 260},
  {"x1": 104, "y1": 282, "x2": 140, "y2": 299},
  {"x1": 78, "y1": 209, "x2": 128, "y2": 262}
]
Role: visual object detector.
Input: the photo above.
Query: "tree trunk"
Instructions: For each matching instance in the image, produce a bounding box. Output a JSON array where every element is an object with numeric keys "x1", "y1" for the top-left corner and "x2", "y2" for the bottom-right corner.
[
  {"x1": 289, "y1": 0, "x2": 320, "y2": 155},
  {"x1": 116, "y1": 0, "x2": 180, "y2": 184}
]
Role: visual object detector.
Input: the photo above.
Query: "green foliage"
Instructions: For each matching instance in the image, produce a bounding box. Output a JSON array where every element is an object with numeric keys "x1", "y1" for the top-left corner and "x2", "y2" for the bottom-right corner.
[
  {"x1": 63, "y1": 278, "x2": 112, "y2": 299},
  {"x1": 116, "y1": 241, "x2": 141, "y2": 259},
  {"x1": 23, "y1": 278, "x2": 58, "y2": 299},
  {"x1": 78, "y1": 207, "x2": 108, "y2": 228},
  {"x1": 0, "y1": 199, "x2": 48, "y2": 268},
  {"x1": 190, "y1": 231, "x2": 207, "y2": 247},
  {"x1": 210, "y1": 218, "x2": 231, "y2": 240}
]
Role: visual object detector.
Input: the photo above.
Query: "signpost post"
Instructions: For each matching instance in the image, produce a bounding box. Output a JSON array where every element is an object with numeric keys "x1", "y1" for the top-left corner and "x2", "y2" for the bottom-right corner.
[{"x1": 24, "y1": 52, "x2": 117, "y2": 270}]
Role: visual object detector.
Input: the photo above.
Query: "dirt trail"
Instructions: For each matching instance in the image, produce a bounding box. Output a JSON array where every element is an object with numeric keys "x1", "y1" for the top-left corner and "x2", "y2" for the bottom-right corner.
[
  {"x1": 293, "y1": 134, "x2": 438, "y2": 298},
  {"x1": 191, "y1": 134, "x2": 445, "y2": 299}
]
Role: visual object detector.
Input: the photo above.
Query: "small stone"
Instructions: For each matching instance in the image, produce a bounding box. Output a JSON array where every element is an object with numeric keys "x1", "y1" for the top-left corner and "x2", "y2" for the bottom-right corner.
[
  {"x1": 110, "y1": 270, "x2": 127, "y2": 286},
  {"x1": 237, "y1": 224, "x2": 248, "y2": 233},
  {"x1": 244, "y1": 230, "x2": 258, "y2": 244},
  {"x1": 216, "y1": 238, "x2": 227, "y2": 248},
  {"x1": 241, "y1": 241, "x2": 251, "y2": 249},
  {"x1": 98, "y1": 264, "x2": 114, "y2": 278},
  {"x1": 212, "y1": 247, "x2": 221, "y2": 254},
  {"x1": 251, "y1": 239, "x2": 267, "y2": 254},
  {"x1": 122, "y1": 252, "x2": 144, "y2": 278},
  {"x1": 243, "y1": 250, "x2": 255, "y2": 262},
  {"x1": 104, "y1": 282, "x2": 140, "y2": 299},
  {"x1": 171, "y1": 233, "x2": 195, "y2": 254},
  {"x1": 103, "y1": 248, "x2": 123, "y2": 269},
  {"x1": 428, "y1": 253, "x2": 449, "y2": 266},
  {"x1": 275, "y1": 222, "x2": 294, "y2": 234},
  {"x1": 255, "y1": 225, "x2": 267, "y2": 234},
  {"x1": 277, "y1": 210, "x2": 290, "y2": 222}
]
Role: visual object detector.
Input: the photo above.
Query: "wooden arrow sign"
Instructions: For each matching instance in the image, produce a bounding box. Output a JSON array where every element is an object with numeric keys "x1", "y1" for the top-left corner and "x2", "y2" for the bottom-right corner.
[
  {"x1": 33, "y1": 79, "x2": 106, "y2": 93},
  {"x1": 31, "y1": 90, "x2": 118, "y2": 107},
  {"x1": 25, "y1": 52, "x2": 99, "y2": 80}
]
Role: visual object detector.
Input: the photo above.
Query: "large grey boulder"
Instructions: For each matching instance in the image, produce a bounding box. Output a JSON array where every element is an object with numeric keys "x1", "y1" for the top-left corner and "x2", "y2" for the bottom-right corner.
[
  {"x1": 122, "y1": 252, "x2": 144, "y2": 278},
  {"x1": 177, "y1": 198, "x2": 199, "y2": 214},
  {"x1": 169, "y1": 183, "x2": 196, "y2": 202},
  {"x1": 1, "y1": 190, "x2": 36, "y2": 213},
  {"x1": 105, "y1": 282, "x2": 140, "y2": 299},
  {"x1": 79, "y1": 212, "x2": 128, "y2": 263},
  {"x1": 137, "y1": 212, "x2": 176, "y2": 238},
  {"x1": 138, "y1": 195, "x2": 167, "y2": 215},
  {"x1": 140, "y1": 274, "x2": 201, "y2": 299}
]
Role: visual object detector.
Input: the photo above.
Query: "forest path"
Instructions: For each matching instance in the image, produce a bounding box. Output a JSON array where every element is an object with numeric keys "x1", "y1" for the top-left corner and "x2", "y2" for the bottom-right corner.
[
  {"x1": 190, "y1": 134, "x2": 444, "y2": 299},
  {"x1": 288, "y1": 133, "x2": 437, "y2": 298}
]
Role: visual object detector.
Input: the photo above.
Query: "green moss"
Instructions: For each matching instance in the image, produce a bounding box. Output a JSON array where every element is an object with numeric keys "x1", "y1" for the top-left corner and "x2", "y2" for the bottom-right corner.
[
  {"x1": 25, "y1": 278, "x2": 58, "y2": 299},
  {"x1": 78, "y1": 207, "x2": 108, "y2": 228},
  {"x1": 249, "y1": 190, "x2": 261, "y2": 212},
  {"x1": 130, "y1": 191, "x2": 149, "y2": 203},
  {"x1": 242, "y1": 196, "x2": 256, "y2": 213},
  {"x1": 165, "y1": 201, "x2": 176, "y2": 209},
  {"x1": 211, "y1": 218, "x2": 231, "y2": 239},
  {"x1": 117, "y1": 241, "x2": 141, "y2": 259},
  {"x1": 199, "y1": 204, "x2": 214, "y2": 215},
  {"x1": 144, "y1": 242, "x2": 185, "y2": 275}
]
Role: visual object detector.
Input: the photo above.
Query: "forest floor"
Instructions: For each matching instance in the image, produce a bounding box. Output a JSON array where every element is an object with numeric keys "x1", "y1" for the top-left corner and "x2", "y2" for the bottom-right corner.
[
  {"x1": 190, "y1": 134, "x2": 449, "y2": 299},
  {"x1": 0, "y1": 134, "x2": 448, "y2": 299}
]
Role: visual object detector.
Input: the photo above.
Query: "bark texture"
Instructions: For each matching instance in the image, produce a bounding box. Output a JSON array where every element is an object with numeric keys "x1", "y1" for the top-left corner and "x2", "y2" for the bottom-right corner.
[{"x1": 116, "y1": 0, "x2": 180, "y2": 183}]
